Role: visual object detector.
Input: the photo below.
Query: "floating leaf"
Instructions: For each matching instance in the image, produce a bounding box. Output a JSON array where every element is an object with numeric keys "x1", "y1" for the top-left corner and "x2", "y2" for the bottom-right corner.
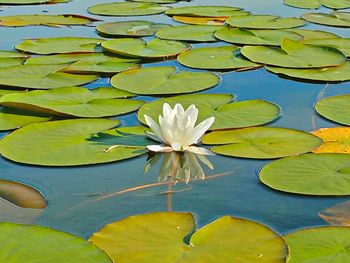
[
  {"x1": 96, "y1": 21, "x2": 171, "y2": 37},
  {"x1": 284, "y1": 226, "x2": 350, "y2": 263},
  {"x1": 312, "y1": 127, "x2": 350, "y2": 154},
  {"x1": 0, "y1": 107, "x2": 51, "y2": 131},
  {"x1": 241, "y1": 39, "x2": 346, "y2": 68},
  {"x1": 284, "y1": 0, "x2": 321, "y2": 9},
  {"x1": 156, "y1": 25, "x2": 222, "y2": 42},
  {"x1": 0, "y1": 58, "x2": 25, "y2": 68},
  {"x1": 172, "y1": 16, "x2": 227, "y2": 25},
  {"x1": 0, "y1": 64, "x2": 98, "y2": 89},
  {"x1": 0, "y1": 89, "x2": 20, "y2": 98},
  {"x1": 319, "y1": 200, "x2": 350, "y2": 226},
  {"x1": 26, "y1": 53, "x2": 140, "y2": 74},
  {"x1": 260, "y1": 153, "x2": 350, "y2": 195},
  {"x1": 0, "y1": 180, "x2": 45, "y2": 209},
  {"x1": 0, "y1": 119, "x2": 149, "y2": 166},
  {"x1": 266, "y1": 61, "x2": 350, "y2": 82},
  {"x1": 111, "y1": 66, "x2": 220, "y2": 95},
  {"x1": 0, "y1": 50, "x2": 28, "y2": 58},
  {"x1": 288, "y1": 28, "x2": 339, "y2": 39},
  {"x1": 165, "y1": 6, "x2": 248, "y2": 17},
  {"x1": 90, "y1": 212, "x2": 287, "y2": 262},
  {"x1": 315, "y1": 94, "x2": 350, "y2": 125},
  {"x1": 301, "y1": 12, "x2": 350, "y2": 27},
  {"x1": 0, "y1": 87, "x2": 143, "y2": 117},
  {"x1": 102, "y1": 38, "x2": 190, "y2": 59},
  {"x1": 0, "y1": 0, "x2": 70, "y2": 4},
  {"x1": 320, "y1": 0, "x2": 350, "y2": 9},
  {"x1": 0, "y1": 223, "x2": 111, "y2": 262},
  {"x1": 88, "y1": 2, "x2": 169, "y2": 16},
  {"x1": 138, "y1": 94, "x2": 280, "y2": 130},
  {"x1": 128, "y1": 0, "x2": 182, "y2": 3},
  {"x1": 0, "y1": 14, "x2": 99, "y2": 27},
  {"x1": 16, "y1": 37, "x2": 104, "y2": 55},
  {"x1": 203, "y1": 127, "x2": 322, "y2": 159},
  {"x1": 177, "y1": 46, "x2": 259, "y2": 70},
  {"x1": 226, "y1": 15, "x2": 306, "y2": 29},
  {"x1": 215, "y1": 27, "x2": 302, "y2": 46},
  {"x1": 303, "y1": 38, "x2": 350, "y2": 57}
]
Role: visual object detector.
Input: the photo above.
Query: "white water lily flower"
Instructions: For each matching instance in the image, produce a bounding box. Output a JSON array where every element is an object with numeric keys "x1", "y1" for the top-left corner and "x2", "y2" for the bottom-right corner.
[{"x1": 144, "y1": 103, "x2": 215, "y2": 155}]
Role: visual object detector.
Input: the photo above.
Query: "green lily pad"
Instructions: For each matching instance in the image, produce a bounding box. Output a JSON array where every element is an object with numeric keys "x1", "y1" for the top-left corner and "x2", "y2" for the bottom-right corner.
[
  {"x1": 226, "y1": 15, "x2": 306, "y2": 29},
  {"x1": 287, "y1": 28, "x2": 339, "y2": 39},
  {"x1": 315, "y1": 94, "x2": 350, "y2": 125},
  {"x1": 241, "y1": 39, "x2": 346, "y2": 68},
  {"x1": 88, "y1": 2, "x2": 169, "y2": 16},
  {"x1": 203, "y1": 127, "x2": 322, "y2": 159},
  {"x1": 0, "y1": 58, "x2": 25, "y2": 68},
  {"x1": 0, "y1": 50, "x2": 28, "y2": 58},
  {"x1": 111, "y1": 66, "x2": 220, "y2": 95},
  {"x1": 0, "y1": 223, "x2": 111, "y2": 262},
  {"x1": 102, "y1": 38, "x2": 190, "y2": 59},
  {"x1": 320, "y1": 0, "x2": 350, "y2": 9},
  {"x1": 0, "y1": 107, "x2": 51, "y2": 131},
  {"x1": 138, "y1": 94, "x2": 281, "y2": 130},
  {"x1": 0, "y1": 119, "x2": 149, "y2": 166},
  {"x1": 266, "y1": 61, "x2": 350, "y2": 82},
  {"x1": 177, "y1": 46, "x2": 259, "y2": 70},
  {"x1": 90, "y1": 212, "x2": 287, "y2": 262},
  {"x1": 303, "y1": 38, "x2": 350, "y2": 57},
  {"x1": 156, "y1": 25, "x2": 222, "y2": 42},
  {"x1": 0, "y1": 87, "x2": 143, "y2": 117},
  {"x1": 0, "y1": 180, "x2": 46, "y2": 209},
  {"x1": 285, "y1": 226, "x2": 350, "y2": 263},
  {"x1": 0, "y1": 0, "x2": 70, "y2": 4},
  {"x1": 16, "y1": 37, "x2": 104, "y2": 55},
  {"x1": 96, "y1": 21, "x2": 171, "y2": 37},
  {"x1": 165, "y1": 6, "x2": 247, "y2": 17},
  {"x1": 0, "y1": 89, "x2": 20, "y2": 98},
  {"x1": 214, "y1": 27, "x2": 302, "y2": 46},
  {"x1": 0, "y1": 64, "x2": 98, "y2": 89},
  {"x1": 26, "y1": 53, "x2": 140, "y2": 74},
  {"x1": 128, "y1": 0, "x2": 181, "y2": 3},
  {"x1": 284, "y1": 0, "x2": 321, "y2": 9},
  {"x1": 259, "y1": 153, "x2": 350, "y2": 195},
  {"x1": 301, "y1": 12, "x2": 350, "y2": 27},
  {"x1": 0, "y1": 14, "x2": 99, "y2": 27},
  {"x1": 171, "y1": 16, "x2": 229, "y2": 25}
]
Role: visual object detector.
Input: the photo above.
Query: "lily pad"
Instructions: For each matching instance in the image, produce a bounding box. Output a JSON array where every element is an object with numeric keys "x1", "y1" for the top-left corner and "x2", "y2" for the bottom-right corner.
[
  {"x1": 0, "y1": 89, "x2": 20, "y2": 97},
  {"x1": 319, "y1": 200, "x2": 350, "y2": 226},
  {"x1": 165, "y1": 6, "x2": 247, "y2": 17},
  {"x1": 0, "y1": 14, "x2": 99, "y2": 27},
  {"x1": 0, "y1": 0, "x2": 70, "y2": 4},
  {"x1": 128, "y1": 0, "x2": 182, "y2": 3},
  {"x1": 16, "y1": 37, "x2": 104, "y2": 55},
  {"x1": 214, "y1": 27, "x2": 302, "y2": 46},
  {"x1": 102, "y1": 38, "x2": 190, "y2": 59},
  {"x1": 259, "y1": 153, "x2": 350, "y2": 195},
  {"x1": 301, "y1": 12, "x2": 350, "y2": 27},
  {"x1": 241, "y1": 39, "x2": 346, "y2": 68},
  {"x1": 312, "y1": 127, "x2": 350, "y2": 154},
  {"x1": 203, "y1": 127, "x2": 322, "y2": 159},
  {"x1": 177, "y1": 46, "x2": 259, "y2": 70},
  {"x1": 287, "y1": 28, "x2": 339, "y2": 39},
  {"x1": 172, "y1": 16, "x2": 227, "y2": 25},
  {"x1": 303, "y1": 38, "x2": 350, "y2": 57},
  {"x1": 96, "y1": 21, "x2": 171, "y2": 37},
  {"x1": 266, "y1": 61, "x2": 350, "y2": 82},
  {"x1": 111, "y1": 66, "x2": 220, "y2": 95},
  {"x1": 0, "y1": 64, "x2": 98, "y2": 89},
  {"x1": 0, "y1": 107, "x2": 51, "y2": 131},
  {"x1": 0, "y1": 180, "x2": 46, "y2": 209},
  {"x1": 0, "y1": 87, "x2": 143, "y2": 117},
  {"x1": 156, "y1": 25, "x2": 222, "y2": 42},
  {"x1": 0, "y1": 119, "x2": 149, "y2": 166},
  {"x1": 138, "y1": 94, "x2": 281, "y2": 130},
  {"x1": 285, "y1": 0, "x2": 350, "y2": 9},
  {"x1": 0, "y1": 223, "x2": 111, "y2": 262},
  {"x1": 90, "y1": 212, "x2": 287, "y2": 262},
  {"x1": 0, "y1": 58, "x2": 25, "y2": 68},
  {"x1": 88, "y1": 2, "x2": 169, "y2": 16},
  {"x1": 26, "y1": 53, "x2": 140, "y2": 74},
  {"x1": 315, "y1": 94, "x2": 350, "y2": 125},
  {"x1": 0, "y1": 50, "x2": 28, "y2": 58},
  {"x1": 226, "y1": 15, "x2": 306, "y2": 29},
  {"x1": 284, "y1": 226, "x2": 350, "y2": 263}
]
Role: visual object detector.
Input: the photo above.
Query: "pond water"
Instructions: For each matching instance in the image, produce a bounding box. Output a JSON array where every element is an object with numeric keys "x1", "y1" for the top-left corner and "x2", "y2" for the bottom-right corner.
[{"x1": 0, "y1": 0, "x2": 349, "y2": 240}]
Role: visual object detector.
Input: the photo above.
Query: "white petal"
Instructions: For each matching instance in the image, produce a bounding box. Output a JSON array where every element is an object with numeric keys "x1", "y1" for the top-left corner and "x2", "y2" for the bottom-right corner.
[
  {"x1": 145, "y1": 131, "x2": 164, "y2": 143},
  {"x1": 186, "y1": 146, "x2": 215, "y2": 156},
  {"x1": 184, "y1": 104, "x2": 198, "y2": 128},
  {"x1": 144, "y1": 115, "x2": 165, "y2": 143},
  {"x1": 162, "y1": 103, "x2": 173, "y2": 120},
  {"x1": 187, "y1": 117, "x2": 215, "y2": 144},
  {"x1": 147, "y1": 145, "x2": 173, "y2": 152},
  {"x1": 171, "y1": 142, "x2": 183, "y2": 152}
]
